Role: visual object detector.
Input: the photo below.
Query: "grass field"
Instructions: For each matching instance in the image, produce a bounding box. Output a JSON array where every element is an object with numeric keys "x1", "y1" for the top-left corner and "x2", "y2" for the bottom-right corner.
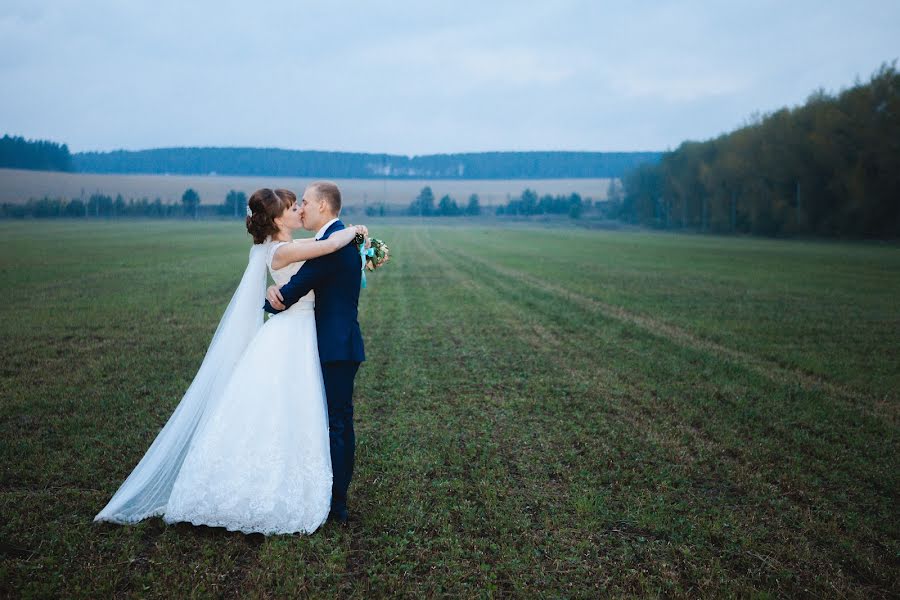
[
  {"x1": 1, "y1": 221, "x2": 897, "y2": 597},
  {"x1": 0, "y1": 168, "x2": 611, "y2": 207}
]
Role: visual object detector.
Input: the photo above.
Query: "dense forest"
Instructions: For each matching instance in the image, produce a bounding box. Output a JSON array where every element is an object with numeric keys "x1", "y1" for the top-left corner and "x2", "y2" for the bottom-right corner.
[
  {"x1": 0, "y1": 135, "x2": 72, "y2": 172},
  {"x1": 71, "y1": 148, "x2": 660, "y2": 179},
  {"x1": 621, "y1": 63, "x2": 900, "y2": 237}
]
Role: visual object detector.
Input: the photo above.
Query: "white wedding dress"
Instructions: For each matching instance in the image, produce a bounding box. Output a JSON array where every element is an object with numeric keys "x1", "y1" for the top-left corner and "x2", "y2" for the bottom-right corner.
[{"x1": 95, "y1": 240, "x2": 332, "y2": 535}]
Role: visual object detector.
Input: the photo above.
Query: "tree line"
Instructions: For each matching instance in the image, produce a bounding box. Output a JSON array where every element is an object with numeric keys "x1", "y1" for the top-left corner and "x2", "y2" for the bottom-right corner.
[
  {"x1": 405, "y1": 186, "x2": 623, "y2": 220},
  {"x1": 406, "y1": 187, "x2": 482, "y2": 216},
  {"x1": 495, "y1": 189, "x2": 587, "y2": 219},
  {"x1": 2, "y1": 134, "x2": 661, "y2": 179},
  {"x1": 2, "y1": 185, "x2": 616, "y2": 221},
  {"x1": 620, "y1": 62, "x2": 900, "y2": 237},
  {"x1": 69, "y1": 148, "x2": 659, "y2": 179},
  {"x1": 0, "y1": 189, "x2": 249, "y2": 219},
  {"x1": 0, "y1": 135, "x2": 73, "y2": 172}
]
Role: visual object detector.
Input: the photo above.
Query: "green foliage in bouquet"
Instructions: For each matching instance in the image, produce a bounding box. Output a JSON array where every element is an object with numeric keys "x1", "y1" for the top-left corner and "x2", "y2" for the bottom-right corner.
[{"x1": 365, "y1": 238, "x2": 390, "y2": 271}]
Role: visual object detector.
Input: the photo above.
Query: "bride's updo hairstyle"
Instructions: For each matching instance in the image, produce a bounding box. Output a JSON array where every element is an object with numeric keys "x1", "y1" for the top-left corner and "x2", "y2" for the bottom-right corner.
[{"x1": 246, "y1": 188, "x2": 294, "y2": 244}]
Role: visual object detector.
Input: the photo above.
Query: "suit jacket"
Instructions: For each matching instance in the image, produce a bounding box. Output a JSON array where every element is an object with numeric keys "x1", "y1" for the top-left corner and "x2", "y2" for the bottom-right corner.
[{"x1": 263, "y1": 220, "x2": 365, "y2": 363}]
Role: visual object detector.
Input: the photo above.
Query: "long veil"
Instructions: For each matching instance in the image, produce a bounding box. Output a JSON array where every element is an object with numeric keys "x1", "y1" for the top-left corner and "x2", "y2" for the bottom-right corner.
[{"x1": 94, "y1": 241, "x2": 271, "y2": 524}]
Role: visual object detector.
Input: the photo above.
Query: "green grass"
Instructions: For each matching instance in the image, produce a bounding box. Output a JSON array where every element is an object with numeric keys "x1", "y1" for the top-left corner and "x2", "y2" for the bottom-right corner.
[{"x1": 1, "y1": 220, "x2": 897, "y2": 597}]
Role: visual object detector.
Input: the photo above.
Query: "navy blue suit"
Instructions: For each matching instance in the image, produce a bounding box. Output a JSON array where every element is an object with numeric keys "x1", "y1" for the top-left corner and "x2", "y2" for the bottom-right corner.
[{"x1": 264, "y1": 220, "x2": 365, "y2": 515}]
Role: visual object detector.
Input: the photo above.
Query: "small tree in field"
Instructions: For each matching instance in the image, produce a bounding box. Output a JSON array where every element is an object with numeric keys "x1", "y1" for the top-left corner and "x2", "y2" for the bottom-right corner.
[
  {"x1": 466, "y1": 194, "x2": 481, "y2": 216},
  {"x1": 438, "y1": 194, "x2": 461, "y2": 216},
  {"x1": 225, "y1": 190, "x2": 247, "y2": 218},
  {"x1": 182, "y1": 188, "x2": 200, "y2": 219},
  {"x1": 568, "y1": 192, "x2": 583, "y2": 219},
  {"x1": 408, "y1": 186, "x2": 435, "y2": 216}
]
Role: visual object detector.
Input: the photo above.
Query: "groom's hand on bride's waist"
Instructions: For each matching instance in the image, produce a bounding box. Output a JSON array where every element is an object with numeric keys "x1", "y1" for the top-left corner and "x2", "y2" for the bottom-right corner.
[{"x1": 264, "y1": 285, "x2": 286, "y2": 313}]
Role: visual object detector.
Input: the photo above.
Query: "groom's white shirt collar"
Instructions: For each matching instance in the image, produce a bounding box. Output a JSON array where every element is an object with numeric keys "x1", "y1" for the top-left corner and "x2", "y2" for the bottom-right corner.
[{"x1": 314, "y1": 217, "x2": 340, "y2": 240}]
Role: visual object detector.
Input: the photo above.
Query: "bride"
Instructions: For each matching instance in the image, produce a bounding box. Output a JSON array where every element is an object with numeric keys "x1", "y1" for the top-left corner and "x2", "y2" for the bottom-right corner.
[{"x1": 94, "y1": 188, "x2": 366, "y2": 535}]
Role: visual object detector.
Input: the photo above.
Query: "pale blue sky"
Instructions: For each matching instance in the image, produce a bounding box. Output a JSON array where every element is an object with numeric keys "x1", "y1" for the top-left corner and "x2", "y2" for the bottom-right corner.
[{"x1": 1, "y1": 1, "x2": 897, "y2": 154}]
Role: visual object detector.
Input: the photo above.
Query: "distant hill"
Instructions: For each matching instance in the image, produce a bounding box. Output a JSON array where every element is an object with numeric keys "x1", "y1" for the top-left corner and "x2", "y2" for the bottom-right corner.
[{"x1": 72, "y1": 148, "x2": 662, "y2": 179}]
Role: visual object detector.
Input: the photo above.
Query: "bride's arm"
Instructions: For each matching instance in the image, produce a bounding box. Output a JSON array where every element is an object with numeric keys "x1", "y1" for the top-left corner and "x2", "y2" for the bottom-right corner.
[{"x1": 270, "y1": 225, "x2": 367, "y2": 270}]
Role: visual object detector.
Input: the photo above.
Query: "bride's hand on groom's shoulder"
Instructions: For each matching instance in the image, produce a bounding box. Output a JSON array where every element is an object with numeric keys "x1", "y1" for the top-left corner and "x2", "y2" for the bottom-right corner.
[
  {"x1": 347, "y1": 224, "x2": 368, "y2": 240},
  {"x1": 345, "y1": 224, "x2": 369, "y2": 247},
  {"x1": 267, "y1": 285, "x2": 285, "y2": 310}
]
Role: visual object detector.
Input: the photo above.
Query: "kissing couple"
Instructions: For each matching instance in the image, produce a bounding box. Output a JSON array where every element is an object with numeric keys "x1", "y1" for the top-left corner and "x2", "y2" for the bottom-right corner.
[{"x1": 95, "y1": 181, "x2": 370, "y2": 534}]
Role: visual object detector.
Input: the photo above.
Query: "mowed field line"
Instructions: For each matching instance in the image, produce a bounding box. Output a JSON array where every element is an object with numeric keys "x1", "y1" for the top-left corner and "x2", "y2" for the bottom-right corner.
[
  {"x1": 409, "y1": 229, "x2": 721, "y2": 474},
  {"x1": 408, "y1": 230, "x2": 892, "y2": 594},
  {"x1": 403, "y1": 232, "x2": 698, "y2": 588},
  {"x1": 440, "y1": 240, "x2": 896, "y2": 423},
  {"x1": 419, "y1": 232, "x2": 873, "y2": 462}
]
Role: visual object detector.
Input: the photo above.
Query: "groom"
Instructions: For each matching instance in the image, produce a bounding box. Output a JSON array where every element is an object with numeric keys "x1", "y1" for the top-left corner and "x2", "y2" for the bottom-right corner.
[{"x1": 264, "y1": 181, "x2": 365, "y2": 524}]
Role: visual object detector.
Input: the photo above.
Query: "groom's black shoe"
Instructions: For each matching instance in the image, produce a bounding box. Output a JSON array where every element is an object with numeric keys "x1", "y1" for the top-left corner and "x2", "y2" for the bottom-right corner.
[{"x1": 328, "y1": 506, "x2": 349, "y2": 524}]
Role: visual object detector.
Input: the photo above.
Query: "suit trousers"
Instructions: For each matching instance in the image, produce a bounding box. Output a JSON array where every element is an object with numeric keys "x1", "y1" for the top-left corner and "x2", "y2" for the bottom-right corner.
[{"x1": 321, "y1": 360, "x2": 360, "y2": 511}]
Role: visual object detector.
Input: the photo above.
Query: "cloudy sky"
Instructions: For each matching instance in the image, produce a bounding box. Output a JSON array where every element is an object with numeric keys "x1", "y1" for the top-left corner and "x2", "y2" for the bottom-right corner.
[{"x1": 1, "y1": 1, "x2": 897, "y2": 154}]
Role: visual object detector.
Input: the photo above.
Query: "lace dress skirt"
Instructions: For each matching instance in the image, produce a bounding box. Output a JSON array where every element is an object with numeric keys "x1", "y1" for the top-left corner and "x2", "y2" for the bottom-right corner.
[{"x1": 164, "y1": 299, "x2": 332, "y2": 535}]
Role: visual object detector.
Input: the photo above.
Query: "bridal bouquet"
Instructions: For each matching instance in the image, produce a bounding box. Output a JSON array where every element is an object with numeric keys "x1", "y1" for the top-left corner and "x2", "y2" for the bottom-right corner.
[
  {"x1": 365, "y1": 238, "x2": 390, "y2": 271},
  {"x1": 358, "y1": 237, "x2": 390, "y2": 289}
]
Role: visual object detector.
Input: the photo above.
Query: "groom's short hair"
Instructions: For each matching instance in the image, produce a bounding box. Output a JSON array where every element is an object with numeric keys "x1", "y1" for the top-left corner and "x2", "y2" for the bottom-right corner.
[{"x1": 310, "y1": 181, "x2": 341, "y2": 215}]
